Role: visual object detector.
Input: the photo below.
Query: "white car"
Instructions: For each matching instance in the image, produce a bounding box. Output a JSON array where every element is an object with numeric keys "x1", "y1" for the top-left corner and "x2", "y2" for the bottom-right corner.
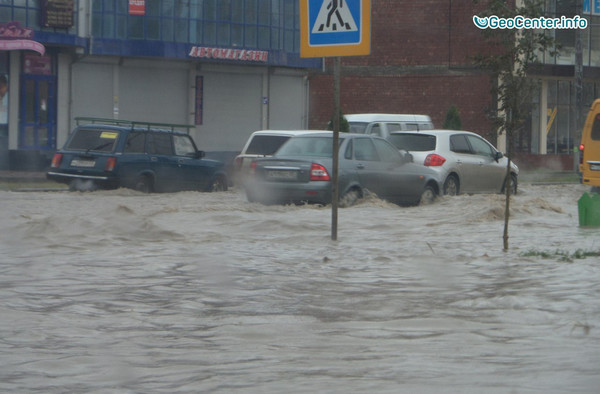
[
  {"x1": 345, "y1": 113, "x2": 434, "y2": 137},
  {"x1": 387, "y1": 129, "x2": 519, "y2": 195}
]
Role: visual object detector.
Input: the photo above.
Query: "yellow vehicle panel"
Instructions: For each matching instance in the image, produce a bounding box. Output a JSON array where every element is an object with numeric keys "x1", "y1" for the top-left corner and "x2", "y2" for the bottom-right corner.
[{"x1": 580, "y1": 99, "x2": 600, "y2": 188}]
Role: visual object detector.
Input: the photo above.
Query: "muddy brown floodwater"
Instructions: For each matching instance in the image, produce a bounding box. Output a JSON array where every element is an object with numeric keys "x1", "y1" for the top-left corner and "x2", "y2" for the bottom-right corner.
[{"x1": 1, "y1": 183, "x2": 599, "y2": 393}]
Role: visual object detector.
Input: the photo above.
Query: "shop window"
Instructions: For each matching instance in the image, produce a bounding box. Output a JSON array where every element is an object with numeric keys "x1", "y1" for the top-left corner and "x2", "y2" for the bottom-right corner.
[
  {"x1": 232, "y1": 24, "x2": 244, "y2": 47},
  {"x1": 204, "y1": 22, "x2": 217, "y2": 45},
  {"x1": 162, "y1": 18, "x2": 173, "y2": 41},
  {"x1": 258, "y1": 26, "x2": 270, "y2": 49},
  {"x1": 128, "y1": 15, "x2": 144, "y2": 39},
  {"x1": 147, "y1": 18, "x2": 160, "y2": 40},
  {"x1": 88, "y1": 0, "x2": 300, "y2": 52},
  {"x1": 245, "y1": 25, "x2": 257, "y2": 48},
  {"x1": 246, "y1": 0, "x2": 258, "y2": 24},
  {"x1": 232, "y1": 0, "x2": 244, "y2": 23},
  {"x1": 175, "y1": 19, "x2": 189, "y2": 42}
]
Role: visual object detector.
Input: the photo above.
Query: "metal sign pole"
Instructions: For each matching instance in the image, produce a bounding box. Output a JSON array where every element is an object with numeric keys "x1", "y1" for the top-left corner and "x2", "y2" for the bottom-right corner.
[
  {"x1": 300, "y1": 0, "x2": 370, "y2": 241},
  {"x1": 331, "y1": 56, "x2": 340, "y2": 241}
]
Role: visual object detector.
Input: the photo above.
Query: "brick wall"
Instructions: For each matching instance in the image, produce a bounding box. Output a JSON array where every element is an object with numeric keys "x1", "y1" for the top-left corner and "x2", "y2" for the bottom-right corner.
[
  {"x1": 307, "y1": 0, "x2": 500, "y2": 143},
  {"x1": 309, "y1": 73, "x2": 494, "y2": 138}
]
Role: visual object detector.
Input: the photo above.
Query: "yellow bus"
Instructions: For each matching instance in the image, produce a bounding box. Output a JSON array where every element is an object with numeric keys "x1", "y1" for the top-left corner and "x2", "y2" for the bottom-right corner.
[{"x1": 580, "y1": 99, "x2": 600, "y2": 192}]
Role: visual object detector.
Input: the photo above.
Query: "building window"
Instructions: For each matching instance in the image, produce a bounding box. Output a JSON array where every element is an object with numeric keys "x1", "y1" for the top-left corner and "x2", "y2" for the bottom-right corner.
[
  {"x1": 90, "y1": 0, "x2": 300, "y2": 53},
  {"x1": 0, "y1": 0, "x2": 77, "y2": 33}
]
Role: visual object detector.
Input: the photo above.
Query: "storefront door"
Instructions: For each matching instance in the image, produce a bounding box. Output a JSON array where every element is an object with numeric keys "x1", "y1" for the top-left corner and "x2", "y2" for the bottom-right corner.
[{"x1": 19, "y1": 73, "x2": 56, "y2": 150}]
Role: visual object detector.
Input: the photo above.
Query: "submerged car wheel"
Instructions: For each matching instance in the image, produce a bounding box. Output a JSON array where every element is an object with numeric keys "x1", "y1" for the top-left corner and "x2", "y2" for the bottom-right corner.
[
  {"x1": 502, "y1": 173, "x2": 518, "y2": 195},
  {"x1": 339, "y1": 188, "x2": 362, "y2": 207},
  {"x1": 443, "y1": 175, "x2": 459, "y2": 196},
  {"x1": 209, "y1": 175, "x2": 228, "y2": 192},
  {"x1": 69, "y1": 179, "x2": 97, "y2": 192},
  {"x1": 135, "y1": 175, "x2": 153, "y2": 193},
  {"x1": 419, "y1": 185, "x2": 437, "y2": 205}
]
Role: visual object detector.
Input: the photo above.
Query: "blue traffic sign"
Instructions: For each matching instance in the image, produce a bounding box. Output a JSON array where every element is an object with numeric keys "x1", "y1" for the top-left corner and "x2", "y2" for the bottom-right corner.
[
  {"x1": 309, "y1": 0, "x2": 361, "y2": 46},
  {"x1": 300, "y1": 0, "x2": 371, "y2": 58}
]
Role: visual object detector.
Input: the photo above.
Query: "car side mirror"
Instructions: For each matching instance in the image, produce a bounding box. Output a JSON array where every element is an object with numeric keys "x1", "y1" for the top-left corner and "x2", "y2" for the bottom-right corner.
[
  {"x1": 404, "y1": 152, "x2": 414, "y2": 163},
  {"x1": 196, "y1": 150, "x2": 205, "y2": 159},
  {"x1": 494, "y1": 151, "x2": 503, "y2": 161}
]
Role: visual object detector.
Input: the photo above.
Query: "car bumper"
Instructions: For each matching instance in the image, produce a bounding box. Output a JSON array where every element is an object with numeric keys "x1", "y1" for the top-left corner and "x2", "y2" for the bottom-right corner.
[
  {"x1": 245, "y1": 181, "x2": 332, "y2": 204},
  {"x1": 46, "y1": 171, "x2": 119, "y2": 188}
]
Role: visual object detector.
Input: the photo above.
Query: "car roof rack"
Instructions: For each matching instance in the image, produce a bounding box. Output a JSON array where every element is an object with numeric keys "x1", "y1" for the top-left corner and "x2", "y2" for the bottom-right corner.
[{"x1": 75, "y1": 117, "x2": 195, "y2": 134}]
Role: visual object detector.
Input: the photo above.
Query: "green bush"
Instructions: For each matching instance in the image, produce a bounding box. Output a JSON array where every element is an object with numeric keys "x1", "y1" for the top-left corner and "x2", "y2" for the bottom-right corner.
[
  {"x1": 328, "y1": 110, "x2": 350, "y2": 133},
  {"x1": 443, "y1": 105, "x2": 462, "y2": 130}
]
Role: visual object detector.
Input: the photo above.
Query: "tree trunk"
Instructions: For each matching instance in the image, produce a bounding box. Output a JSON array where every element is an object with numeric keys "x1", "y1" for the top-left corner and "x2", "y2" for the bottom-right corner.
[{"x1": 503, "y1": 155, "x2": 512, "y2": 251}]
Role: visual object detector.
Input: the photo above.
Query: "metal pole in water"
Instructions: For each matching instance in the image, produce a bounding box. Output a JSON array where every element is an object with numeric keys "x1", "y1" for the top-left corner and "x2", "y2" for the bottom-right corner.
[{"x1": 331, "y1": 57, "x2": 341, "y2": 241}]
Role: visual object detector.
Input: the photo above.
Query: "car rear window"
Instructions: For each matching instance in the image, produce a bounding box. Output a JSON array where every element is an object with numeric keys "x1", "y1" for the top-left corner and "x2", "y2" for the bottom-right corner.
[
  {"x1": 276, "y1": 136, "x2": 339, "y2": 157},
  {"x1": 387, "y1": 133, "x2": 436, "y2": 151},
  {"x1": 66, "y1": 128, "x2": 120, "y2": 152},
  {"x1": 245, "y1": 135, "x2": 291, "y2": 155},
  {"x1": 348, "y1": 122, "x2": 368, "y2": 134}
]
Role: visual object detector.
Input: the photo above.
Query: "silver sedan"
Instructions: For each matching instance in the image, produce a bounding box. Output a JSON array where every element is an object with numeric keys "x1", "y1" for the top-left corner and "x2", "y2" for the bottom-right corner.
[
  {"x1": 244, "y1": 132, "x2": 442, "y2": 206},
  {"x1": 387, "y1": 130, "x2": 519, "y2": 195}
]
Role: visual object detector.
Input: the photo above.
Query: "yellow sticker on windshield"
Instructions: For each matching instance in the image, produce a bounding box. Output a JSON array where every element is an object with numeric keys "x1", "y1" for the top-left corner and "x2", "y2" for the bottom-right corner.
[{"x1": 100, "y1": 132, "x2": 118, "y2": 139}]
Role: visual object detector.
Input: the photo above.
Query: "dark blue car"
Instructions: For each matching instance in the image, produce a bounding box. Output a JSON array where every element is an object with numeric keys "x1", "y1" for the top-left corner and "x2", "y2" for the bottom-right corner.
[{"x1": 47, "y1": 118, "x2": 228, "y2": 193}]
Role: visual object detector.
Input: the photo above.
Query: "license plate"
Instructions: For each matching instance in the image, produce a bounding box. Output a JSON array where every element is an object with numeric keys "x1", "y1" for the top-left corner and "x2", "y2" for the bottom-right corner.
[
  {"x1": 591, "y1": 164, "x2": 600, "y2": 171},
  {"x1": 71, "y1": 159, "x2": 96, "y2": 168},
  {"x1": 268, "y1": 170, "x2": 297, "y2": 180}
]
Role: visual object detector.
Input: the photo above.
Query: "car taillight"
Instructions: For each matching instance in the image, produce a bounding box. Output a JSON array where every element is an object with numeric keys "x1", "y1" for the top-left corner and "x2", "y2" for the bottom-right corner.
[
  {"x1": 424, "y1": 153, "x2": 446, "y2": 166},
  {"x1": 580, "y1": 144, "x2": 584, "y2": 166},
  {"x1": 105, "y1": 157, "x2": 117, "y2": 171},
  {"x1": 234, "y1": 156, "x2": 243, "y2": 169},
  {"x1": 310, "y1": 163, "x2": 330, "y2": 181},
  {"x1": 50, "y1": 153, "x2": 63, "y2": 168},
  {"x1": 249, "y1": 160, "x2": 257, "y2": 175}
]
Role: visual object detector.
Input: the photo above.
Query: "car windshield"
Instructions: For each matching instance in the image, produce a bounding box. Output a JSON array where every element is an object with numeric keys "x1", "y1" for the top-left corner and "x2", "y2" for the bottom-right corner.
[
  {"x1": 245, "y1": 135, "x2": 291, "y2": 155},
  {"x1": 66, "y1": 128, "x2": 120, "y2": 152},
  {"x1": 388, "y1": 133, "x2": 436, "y2": 151},
  {"x1": 348, "y1": 122, "x2": 368, "y2": 134},
  {"x1": 276, "y1": 136, "x2": 342, "y2": 158}
]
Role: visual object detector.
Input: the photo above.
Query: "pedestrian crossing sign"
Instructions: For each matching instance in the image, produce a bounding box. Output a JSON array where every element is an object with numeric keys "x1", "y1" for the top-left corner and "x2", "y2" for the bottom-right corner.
[{"x1": 300, "y1": 0, "x2": 371, "y2": 58}]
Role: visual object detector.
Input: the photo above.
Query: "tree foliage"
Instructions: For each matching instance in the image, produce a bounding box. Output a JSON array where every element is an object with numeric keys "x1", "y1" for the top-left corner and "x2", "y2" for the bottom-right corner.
[
  {"x1": 473, "y1": 0, "x2": 555, "y2": 146},
  {"x1": 328, "y1": 110, "x2": 350, "y2": 133},
  {"x1": 473, "y1": 0, "x2": 557, "y2": 250},
  {"x1": 443, "y1": 105, "x2": 462, "y2": 130}
]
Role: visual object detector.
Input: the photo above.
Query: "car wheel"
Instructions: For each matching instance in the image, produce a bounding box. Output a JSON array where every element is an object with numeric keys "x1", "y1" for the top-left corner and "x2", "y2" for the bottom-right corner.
[
  {"x1": 443, "y1": 175, "x2": 459, "y2": 196},
  {"x1": 502, "y1": 173, "x2": 518, "y2": 195},
  {"x1": 69, "y1": 179, "x2": 97, "y2": 192},
  {"x1": 246, "y1": 190, "x2": 257, "y2": 203},
  {"x1": 339, "y1": 188, "x2": 361, "y2": 207},
  {"x1": 509, "y1": 173, "x2": 518, "y2": 195},
  {"x1": 135, "y1": 175, "x2": 153, "y2": 193},
  {"x1": 209, "y1": 175, "x2": 228, "y2": 192},
  {"x1": 419, "y1": 185, "x2": 436, "y2": 205}
]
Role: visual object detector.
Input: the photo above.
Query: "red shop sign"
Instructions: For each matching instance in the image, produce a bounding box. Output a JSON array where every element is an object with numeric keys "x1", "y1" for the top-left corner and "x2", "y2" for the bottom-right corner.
[{"x1": 129, "y1": 0, "x2": 145, "y2": 15}]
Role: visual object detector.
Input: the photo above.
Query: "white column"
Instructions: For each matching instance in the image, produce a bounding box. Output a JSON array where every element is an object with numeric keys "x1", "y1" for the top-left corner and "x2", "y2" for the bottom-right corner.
[
  {"x1": 56, "y1": 53, "x2": 72, "y2": 148},
  {"x1": 188, "y1": 64, "x2": 196, "y2": 127},
  {"x1": 8, "y1": 52, "x2": 19, "y2": 150},
  {"x1": 112, "y1": 64, "x2": 119, "y2": 119},
  {"x1": 540, "y1": 80, "x2": 548, "y2": 154},
  {"x1": 262, "y1": 68, "x2": 269, "y2": 129}
]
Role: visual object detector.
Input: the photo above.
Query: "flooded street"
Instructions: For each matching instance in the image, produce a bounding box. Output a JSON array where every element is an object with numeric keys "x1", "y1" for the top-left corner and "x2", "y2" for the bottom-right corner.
[{"x1": 1, "y1": 183, "x2": 599, "y2": 393}]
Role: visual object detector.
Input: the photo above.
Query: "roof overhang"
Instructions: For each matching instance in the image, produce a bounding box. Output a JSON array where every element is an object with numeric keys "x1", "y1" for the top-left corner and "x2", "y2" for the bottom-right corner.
[{"x1": 0, "y1": 39, "x2": 45, "y2": 56}]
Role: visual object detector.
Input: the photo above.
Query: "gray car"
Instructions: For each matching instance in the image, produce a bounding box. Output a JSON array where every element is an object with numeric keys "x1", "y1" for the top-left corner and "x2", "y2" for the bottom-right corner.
[
  {"x1": 387, "y1": 129, "x2": 519, "y2": 195},
  {"x1": 244, "y1": 132, "x2": 441, "y2": 206}
]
